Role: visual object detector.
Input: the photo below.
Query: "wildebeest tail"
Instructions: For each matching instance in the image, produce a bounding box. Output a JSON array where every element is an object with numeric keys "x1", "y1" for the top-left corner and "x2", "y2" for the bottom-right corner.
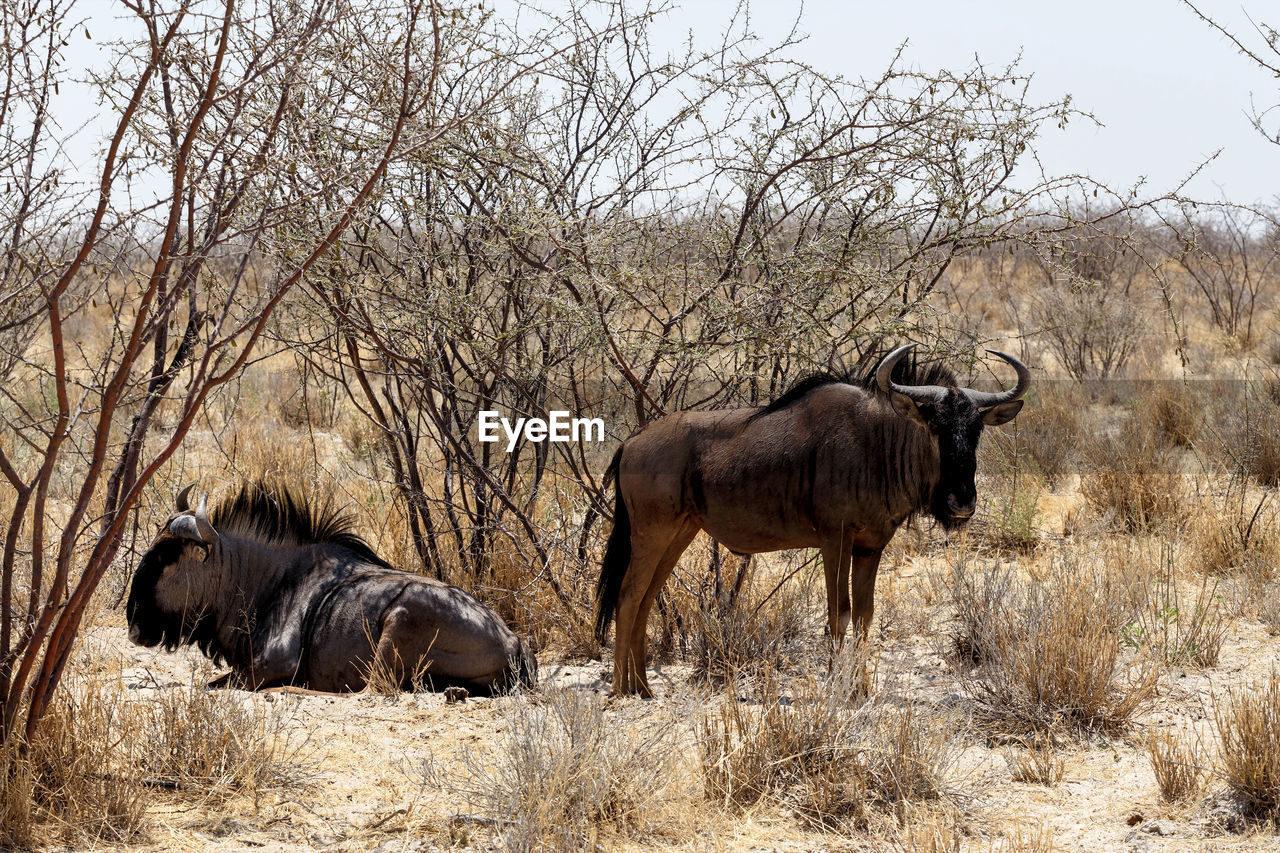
[{"x1": 596, "y1": 446, "x2": 630, "y2": 644}]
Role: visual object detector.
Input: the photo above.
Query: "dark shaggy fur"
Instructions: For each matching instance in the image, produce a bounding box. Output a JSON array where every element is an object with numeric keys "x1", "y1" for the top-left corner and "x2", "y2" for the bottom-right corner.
[
  {"x1": 753, "y1": 349, "x2": 959, "y2": 419},
  {"x1": 212, "y1": 482, "x2": 391, "y2": 568}
]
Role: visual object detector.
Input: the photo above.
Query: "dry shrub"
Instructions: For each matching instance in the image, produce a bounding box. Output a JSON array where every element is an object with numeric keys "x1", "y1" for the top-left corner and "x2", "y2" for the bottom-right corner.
[
  {"x1": 1259, "y1": 580, "x2": 1280, "y2": 636},
  {"x1": 701, "y1": 661, "x2": 966, "y2": 834},
  {"x1": 1144, "y1": 725, "x2": 1204, "y2": 803},
  {"x1": 681, "y1": 560, "x2": 821, "y2": 681},
  {"x1": 419, "y1": 687, "x2": 689, "y2": 852},
  {"x1": 947, "y1": 553, "x2": 1160, "y2": 735},
  {"x1": 137, "y1": 684, "x2": 300, "y2": 798},
  {"x1": 0, "y1": 680, "x2": 147, "y2": 848},
  {"x1": 268, "y1": 362, "x2": 339, "y2": 430},
  {"x1": 980, "y1": 476, "x2": 1043, "y2": 553},
  {"x1": 1080, "y1": 420, "x2": 1184, "y2": 532},
  {"x1": 1004, "y1": 732, "x2": 1064, "y2": 786},
  {"x1": 1187, "y1": 486, "x2": 1279, "y2": 582},
  {"x1": 1008, "y1": 381, "x2": 1080, "y2": 489},
  {"x1": 1212, "y1": 387, "x2": 1280, "y2": 488},
  {"x1": 1216, "y1": 671, "x2": 1280, "y2": 817},
  {"x1": 1145, "y1": 382, "x2": 1200, "y2": 447},
  {"x1": 1121, "y1": 541, "x2": 1227, "y2": 667}
]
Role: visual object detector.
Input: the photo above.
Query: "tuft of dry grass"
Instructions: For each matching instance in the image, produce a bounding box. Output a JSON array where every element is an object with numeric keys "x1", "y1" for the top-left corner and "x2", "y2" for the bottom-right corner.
[
  {"x1": 418, "y1": 686, "x2": 690, "y2": 852},
  {"x1": 136, "y1": 682, "x2": 302, "y2": 799},
  {"x1": 1080, "y1": 420, "x2": 1185, "y2": 532},
  {"x1": 1121, "y1": 541, "x2": 1227, "y2": 668},
  {"x1": 989, "y1": 821, "x2": 1057, "y2": 852},
  {"x1": 1004, "y1": 732, "x2": 1065, "y2": 786},
  {"x1": 701, "y1": 659, "x2": 966, "y2": 834},
  {"x1": 984, "y1": 383, "x2": 1082, "y2": 491},
  {"x1": 981, "y1": 476, "x2": 1043, "y2": 553},
  {"x1": 946, "y1": 552, "x2": 1160, "y2": 735},
  {"x1": 1186, "y1": 486, "x2": 1279, "y2": 582},
  {"x1": 1, "y1": 679, "x2": 148, "y2": 848},
  {"x1": 1144, "y1": 725, "x2": 1204, "y2": 803},
  {"x1": 1145, "y1": 382, "x2": 1200, "y2": 447},
  {"x1": 681, "y1": 561, "x2": 820, "y2": 682},
  {"x1": 1216, "y1": 671, "x2": 1280, "y2": 817}
]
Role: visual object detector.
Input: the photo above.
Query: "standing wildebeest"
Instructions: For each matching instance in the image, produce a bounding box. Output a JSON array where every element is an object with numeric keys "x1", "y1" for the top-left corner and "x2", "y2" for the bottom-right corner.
[
  {"x1": 596, "y1": 344, "x2": 1030, "y2": 696},
  {"x1": 127, "y1": 482, "x2": 536, "y2": 694}
]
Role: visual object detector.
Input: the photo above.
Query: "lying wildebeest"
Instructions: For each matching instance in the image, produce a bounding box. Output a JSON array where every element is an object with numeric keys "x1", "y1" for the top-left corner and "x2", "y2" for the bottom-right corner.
[
  {"x1": 597, "y1": 343, "x2": 1030, "y2": 696},
  {"x1": 127, "y1": 482, "x2": 535, "y2": 694}
]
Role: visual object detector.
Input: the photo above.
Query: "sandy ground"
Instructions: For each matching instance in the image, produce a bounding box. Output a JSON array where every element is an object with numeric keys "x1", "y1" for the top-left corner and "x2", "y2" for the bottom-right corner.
[{"x1": 57, "y1": 561, "x2": 1280, "y2": 853}]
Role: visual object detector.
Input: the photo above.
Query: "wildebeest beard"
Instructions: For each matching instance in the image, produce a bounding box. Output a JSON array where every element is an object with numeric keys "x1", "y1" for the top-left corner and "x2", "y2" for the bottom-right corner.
[{"x1": 126, "y1": 537, "x2": 225, "y2": 662}]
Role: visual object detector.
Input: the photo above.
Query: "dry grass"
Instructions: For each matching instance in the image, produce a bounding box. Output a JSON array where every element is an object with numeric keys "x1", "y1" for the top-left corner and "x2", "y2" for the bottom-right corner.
[
  {"x1": 1143, "y1": 725, "x2": 1205, "y2": 803},
  {"x1": 680, "y1": 560, "x2": 821, "y2": 681},
  {"x1": 0, "y1": 679, "x2": 147, "y2": 849},
  {"x1": 701, "y1": 660, "x2": 967, "y2": 835},
  {"x1": 1186, "y1": 485, "x2": 1279, "y2": 581},
  {"x1": 1121, "y1": 541, "x2": 1227, "y2": 667},
  {"x1": 1004, "y1": 732, "x2": 1065, "y2": 786},
  {"x1": 136, "y1": 681, "x2": 303, "y2": 800},
  {"x1": 982, "y1": 382, "x2": 1083, "y2": 492},
  {"x1": 1145, "y1": 382, "x2": 1199, "y2": 448},
  {"x1": 418, "y1": 687, "x2": 691, "y2": 852},
  {"x1": 1080, "y1": 420, "x2": 1185, "y2": 532},
  {"x1": 1216, "y1": 671, "x2": 1280, "y2": 817},
  {"x1": 946, "y1": 552, "x2": 1160, "y2": 735},
  {"x1": 980, "y1": 476, "x2": 1043, "y2": 553}
]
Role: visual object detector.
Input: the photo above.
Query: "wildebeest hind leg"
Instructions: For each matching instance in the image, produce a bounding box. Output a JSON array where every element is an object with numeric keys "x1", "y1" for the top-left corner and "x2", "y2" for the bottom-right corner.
[
  {"x1": 613, "y1": 526, "x2": 688, "y2": 697},
  {"x1": 628, "y1": 521, "x2": 699, "y2": 698}
]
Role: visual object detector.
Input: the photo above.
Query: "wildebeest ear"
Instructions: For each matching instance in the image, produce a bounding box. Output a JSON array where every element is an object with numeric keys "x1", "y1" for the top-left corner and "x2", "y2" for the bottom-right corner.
[
  {"x1": 981, "y1": 399, "x2": 1023, "y2": 426},
  {"x1": 889, "y1": 390, "x2": 929, "y2": 426}
]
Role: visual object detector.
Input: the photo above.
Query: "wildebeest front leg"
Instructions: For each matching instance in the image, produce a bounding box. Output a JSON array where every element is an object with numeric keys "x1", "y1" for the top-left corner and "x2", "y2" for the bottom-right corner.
[
  {"x1": 849, "y1": 547, "x2": 884, "y2": 641},
  {"x1": 820, "y1": 538, "x2": 853, "y2": 649}
]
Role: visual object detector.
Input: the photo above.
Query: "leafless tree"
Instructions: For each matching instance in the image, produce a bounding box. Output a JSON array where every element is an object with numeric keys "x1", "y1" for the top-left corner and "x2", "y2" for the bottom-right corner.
[
  {"x1": 285, "y1": 0, "x2": 1152, "y2": 626},
  {"x1": 1165, "y1": 203, "x2": 1280, "y2": 345},
  {"x1": 0, "y1": 0, "x2": 436, "y2": 746},
  {"x1": 1184, "y1": 2, "x2": 1280, "y2": 147}
]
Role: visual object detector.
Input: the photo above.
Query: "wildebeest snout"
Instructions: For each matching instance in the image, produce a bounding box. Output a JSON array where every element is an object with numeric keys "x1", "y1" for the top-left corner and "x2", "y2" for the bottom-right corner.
[{"x1": 946, "y1": 493, "x2": 975, "y2": 519}]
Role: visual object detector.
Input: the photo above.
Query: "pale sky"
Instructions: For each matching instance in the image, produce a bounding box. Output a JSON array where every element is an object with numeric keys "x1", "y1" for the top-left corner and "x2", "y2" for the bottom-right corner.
[
  {"x1": 48, "y1": 0, "x2": 1280, "y2": 206},
  {"x1": 665, "y1": 0, "x2": 1279, "y2": 205}
]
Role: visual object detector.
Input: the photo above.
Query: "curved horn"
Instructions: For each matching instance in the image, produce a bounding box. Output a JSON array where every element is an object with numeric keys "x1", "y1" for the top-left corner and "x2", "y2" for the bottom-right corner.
[
  {"x1": 875, "y1": 343, "x2": 948, "y2": 404},
  {"x1": 963, "y1": 349, "x2": 1032, "y2": 409},
  {"x1": 175, "y1": 484, "x2": 195, "y2": 513},
  {"x1": 194, "y1": 493, "x2": 219, "y2": 544}
]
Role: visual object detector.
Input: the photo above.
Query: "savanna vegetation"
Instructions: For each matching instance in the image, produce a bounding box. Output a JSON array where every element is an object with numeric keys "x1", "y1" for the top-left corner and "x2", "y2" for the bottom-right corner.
[{"x1": 3, "y1": 0, "x2": 1280, "y2": 850}]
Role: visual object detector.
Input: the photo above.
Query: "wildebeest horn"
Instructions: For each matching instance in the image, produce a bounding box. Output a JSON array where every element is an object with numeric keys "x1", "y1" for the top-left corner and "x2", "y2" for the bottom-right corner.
[
  {"x1": 175, "y1": 484, "x2": 195, "y2": 513},
  {"x1": 875, "y1": 343, "x2": 948, "y2": 404},
  {"x1": 194, "y1": 493, "x2": 219, "y2": 544},
  {"x1": 963, "y1": 350, "x2": 1031, "y2": 409}
]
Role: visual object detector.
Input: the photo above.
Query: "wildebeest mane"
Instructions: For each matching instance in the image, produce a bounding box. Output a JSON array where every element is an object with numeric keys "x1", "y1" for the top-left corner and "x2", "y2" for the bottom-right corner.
[
  {"x1": 754, "y1": 348, "x2": 959, "y2": 418},
  {"x1": 212, "y1": 481, "x2": 391, "y2": 569}
]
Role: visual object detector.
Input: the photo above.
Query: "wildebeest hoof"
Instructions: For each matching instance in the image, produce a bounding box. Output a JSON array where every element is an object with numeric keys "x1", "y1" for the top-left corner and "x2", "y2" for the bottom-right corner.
[{"x1": 444, "y1": 686, "x2": 469, "y2": 704}]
